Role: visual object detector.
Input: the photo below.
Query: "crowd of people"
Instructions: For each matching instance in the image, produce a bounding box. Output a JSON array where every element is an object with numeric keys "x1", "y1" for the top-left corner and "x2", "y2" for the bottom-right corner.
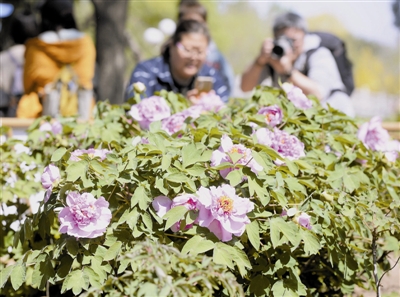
[{"x1": 0, "y1": 0, "x2": 355, "y2": 120}]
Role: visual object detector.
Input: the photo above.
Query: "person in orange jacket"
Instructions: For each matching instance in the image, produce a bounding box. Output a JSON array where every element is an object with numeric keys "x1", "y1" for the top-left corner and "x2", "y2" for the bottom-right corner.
[{"x1": 17, "y1": 0, "x2": 95, "y2": 119}]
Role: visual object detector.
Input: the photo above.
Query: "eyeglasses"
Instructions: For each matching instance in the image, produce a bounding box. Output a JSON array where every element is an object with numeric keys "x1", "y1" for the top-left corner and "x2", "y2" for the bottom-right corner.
[{"x1": 176, "y1": 42, "x2": 206, "y2": 58}]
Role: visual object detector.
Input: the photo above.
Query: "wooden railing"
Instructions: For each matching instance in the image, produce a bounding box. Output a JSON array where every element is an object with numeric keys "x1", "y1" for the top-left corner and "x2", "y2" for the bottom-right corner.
[{"x1": 1, "y1": 118, "x2": 399, "y2": 140}]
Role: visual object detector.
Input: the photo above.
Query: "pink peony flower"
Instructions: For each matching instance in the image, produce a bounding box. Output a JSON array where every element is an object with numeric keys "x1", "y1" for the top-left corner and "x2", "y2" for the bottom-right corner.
[
  {"x1": 41, "y1": 164, "x2": 60, "y2": 189},
  {"x1": 70, "y1": 148, "x2": 110, "y2": 161},
  {"x1": 40, "y1": 121, "x2": 62, "y2": 135},
  {"x1": 58, "y1": 192, "x2": 112, "y2": 238},
  {"x1": 128, "y1": 96, "x2": 171, "y2": 129},
  {"x1": 194, "y1": 92, "x2": 225, "y2": 112},
  {"x1": 211, "y1": 135, "x2": 263, "y2": 179},
  {"x1": 256, "y1": 128, "x2": 305, "y2": 164},
  {"x1": 296, "y1": 212, "x2": 312, "y2": 230},
  {"x1": 196, "y1": 184, "x2": 254, "y2": 242},
  {"x1": 258, "y1": 105, "x2": 283, "y2": 127},
  {"x1": 161, "y1": 106, "x2": 201, "y2": 135},
  {"x1": 383, "y1": 140, "x2": 400, "y2": 162},
  {"x1": 152, "y1": 194, "x2": 199, "y2": 232},
  {"x1": 282, "y1": 83, "x2": 312, "y2": 109},
  {"x1": 357, "y1": 116, "x2": 390, "y2": 151}
]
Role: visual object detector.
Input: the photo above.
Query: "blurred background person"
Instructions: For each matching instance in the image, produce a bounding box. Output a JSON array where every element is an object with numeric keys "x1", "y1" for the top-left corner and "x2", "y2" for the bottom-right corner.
[
  {"x1": 16, "y1": 0, "x2": 96, "y2": 119},
  {"x1": 241, "y1": 12, "x2": 355, "y2": 117},
  {"x1": 178, "y1": 0, "x2": 235, "y2": 97},
  {"x1": 0, "y1": 9, "x2": 39, "y2": 117},
  {"x1": 125, "y1": 19, "x2": 229, "y2": 102}
]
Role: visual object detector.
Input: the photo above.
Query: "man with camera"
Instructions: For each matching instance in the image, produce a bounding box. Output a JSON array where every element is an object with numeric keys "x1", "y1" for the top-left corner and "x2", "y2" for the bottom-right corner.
[{"x1": 240, "y1": 12, "x2": 354, "y2": 117}]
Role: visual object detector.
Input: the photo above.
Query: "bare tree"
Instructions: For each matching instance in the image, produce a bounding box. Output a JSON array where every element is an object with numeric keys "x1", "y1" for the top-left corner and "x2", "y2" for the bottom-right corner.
[{"x1": 91, "y1": 0, "x2": 128, "y2": 104}]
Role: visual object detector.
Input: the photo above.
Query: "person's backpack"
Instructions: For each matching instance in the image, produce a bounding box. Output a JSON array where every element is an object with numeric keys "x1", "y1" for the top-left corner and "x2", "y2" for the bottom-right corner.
[
  {"x1": 304, "y1": 32, "x2": 355, "y2": 96},
  {"x1": 42, "y1": 65, "x2": 94, "y2": 119}
]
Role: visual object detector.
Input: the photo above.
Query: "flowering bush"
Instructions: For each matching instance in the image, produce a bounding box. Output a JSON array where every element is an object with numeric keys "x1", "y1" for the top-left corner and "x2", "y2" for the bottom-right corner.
[{"x1": 1, "y1": 87, "x2": 399, "y2": 297}]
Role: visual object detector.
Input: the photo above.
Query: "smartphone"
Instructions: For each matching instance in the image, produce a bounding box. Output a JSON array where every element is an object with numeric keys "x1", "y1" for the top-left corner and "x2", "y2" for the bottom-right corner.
[{"x1": 195, "y1": 76, "x2": 214, "y2": 93}]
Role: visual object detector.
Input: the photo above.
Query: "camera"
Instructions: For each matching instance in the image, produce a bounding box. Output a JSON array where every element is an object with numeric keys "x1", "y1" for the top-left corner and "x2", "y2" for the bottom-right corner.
[{"x1": 271, "y1": 36, "x2": 294, "y2": 59}]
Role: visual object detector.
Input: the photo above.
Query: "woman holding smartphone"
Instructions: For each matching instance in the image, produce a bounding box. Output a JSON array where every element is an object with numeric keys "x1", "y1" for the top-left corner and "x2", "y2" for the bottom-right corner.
[{"x1": 125, "y1": 20, "x2": 229, "y2": 102}]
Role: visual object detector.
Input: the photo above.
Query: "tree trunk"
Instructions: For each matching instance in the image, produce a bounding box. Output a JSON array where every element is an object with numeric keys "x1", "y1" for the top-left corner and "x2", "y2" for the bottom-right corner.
[{"x1": 91, "y1": 0, "x2": 128, "y2": 104}]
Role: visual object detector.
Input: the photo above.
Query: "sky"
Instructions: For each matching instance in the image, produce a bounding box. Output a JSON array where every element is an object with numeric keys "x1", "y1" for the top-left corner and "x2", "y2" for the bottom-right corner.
[{"x1": 247, "y1": 1, "x2": 399, "y2": 48}]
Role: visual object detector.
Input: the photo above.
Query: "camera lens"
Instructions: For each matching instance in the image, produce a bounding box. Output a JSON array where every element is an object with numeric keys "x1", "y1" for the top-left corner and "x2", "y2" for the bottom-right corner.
[{"x1": 272, "y1": 45, "x2": 284, "y2": 58}]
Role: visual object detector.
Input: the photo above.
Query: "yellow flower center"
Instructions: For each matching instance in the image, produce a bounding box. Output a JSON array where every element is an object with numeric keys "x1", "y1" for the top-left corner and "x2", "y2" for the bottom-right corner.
[{"x1": 218, "y1": 196, "x2": 234, "y2": 214}]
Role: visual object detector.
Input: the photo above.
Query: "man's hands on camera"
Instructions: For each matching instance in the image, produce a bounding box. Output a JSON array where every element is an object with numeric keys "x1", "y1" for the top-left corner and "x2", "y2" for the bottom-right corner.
[{"x1": 255, "y1": 38, "x2": 294, "y2": 78}]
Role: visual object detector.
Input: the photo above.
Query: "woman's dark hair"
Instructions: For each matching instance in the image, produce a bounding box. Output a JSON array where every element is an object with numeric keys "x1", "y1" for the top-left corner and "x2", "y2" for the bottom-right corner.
[
  {"x1": 161, "y1": 19, "x2": 210, "y2": 60},
  {"x1": 40, "y1": 0, "x2": 77, "y2": 32},
  {"x1": 178, "y1": 2, "x2": 207, "y2": 22},
  {"x1": 10, "y1": 11, "x2": 39, "y2": 44}
]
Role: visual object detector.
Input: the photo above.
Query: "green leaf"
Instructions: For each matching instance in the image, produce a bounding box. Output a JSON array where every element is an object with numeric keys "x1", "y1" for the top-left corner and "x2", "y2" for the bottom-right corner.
[
  {"x1": 61, "y1": 269, "x2": 89, "y2": 295},
  {"x1": 163, "y1": 206, "x2": 188, "y2": 231},
  {"x1": 232, "y1": 246, "x2": 252, "y2": 277},
  {"x1": 226, "y1": 169, "x2": 242, "y2": 187},
  {"x1": 83, "y1": 266, "x2": 102, "y2": 288},
  {"x1": 51, "y1": 147, "x2": 67, "y2": 162},
  {"x1": 246, "y1": 220, "x2": 260, "y2": 250},
  {"x1": 131, "y1": 186, "x2": 147, "y2": 208},
  {"x1": 161, "y1": 154, "x2": 172, "y2": 171},
  {"x1": 10, "y1": 263, "x2": 26, "y2": 291},
  {"x1": 213, "y1": 243, "x2": 234, "y2": 269},
  {"x1": 182, "y1": 143, "x2": 201, "y2": 167},
  {"x1": 285, "y1": 159, "x2": 299, "y2": 176},
  {"x1": 382, "y1": 236, "x2": 399, "y2": 251},
  {"x1": 270, "y1": 217, "x2": 300, "y2": 248},
  {"x1": 301, "y1": 229, "x2": 320, "y2": 255},
  {"x1": 103, "y1": 241, "x2": 122, "y2": 261},
  {"x1": 66, "y1": 161, "x2": 87, "y2": 182},
  {"x1": 181, "y1": 235, "x2": 215, "y2": 255},
  {"x1": 0, "y1": 265, "x2": 13, "y2": 288}
]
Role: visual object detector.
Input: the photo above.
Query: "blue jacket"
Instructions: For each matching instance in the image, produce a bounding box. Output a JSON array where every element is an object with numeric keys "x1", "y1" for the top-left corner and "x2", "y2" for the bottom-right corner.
[{"x1": 125, "y1": 56, "x2": 230, "y2": 102}]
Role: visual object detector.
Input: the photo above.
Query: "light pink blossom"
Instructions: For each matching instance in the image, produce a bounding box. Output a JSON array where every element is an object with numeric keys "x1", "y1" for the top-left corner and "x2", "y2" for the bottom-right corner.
[
  {"x1": 296, "y1": 212, "x2": 312, "y2": 230},
  {"x1": 256, "y1": 128, "x2": 305, "y2": 164},
  {"x1": 128, "y1": 96, "x2": 171, "y2": 129},
  {"x1": 194, "y1": 92, "x2": 225, "y2": 112},
  {"x1": 258, "y1": 105, "x2": 283, "y2": 127},
  {"x1": 282, "y1": 83, "x2": 312, "y2": 109},
  {"x1": 161, "y1": 106, "x2": 201, "y2": 135},
  {"x1": 196, "y1": 184, "x2": 254, "y2": 242},
  {"x1": 70, "y1": 148, "x2": 110, "y2": 161},
  {"x1": 40, "y1": 120, "x2": 62, "y2": 135},
  {"x1": 152, "y1": 194, "x2": 199, "y2": 231},
  {"x1": 41, "y1": 164, "x2": 60, "y2": 189},
  {"x1": 58, "y1": 192, "x2": 112, "y2": 238},
  {"x1": 383, "y1": 140, "x2": 400, "y2": 162},
  {"x1": 211, "y1": 135, "x2": 263, "y2": 178},
  {"x1": 357, "y1": 116, "x2": 390, "y2": 151}
]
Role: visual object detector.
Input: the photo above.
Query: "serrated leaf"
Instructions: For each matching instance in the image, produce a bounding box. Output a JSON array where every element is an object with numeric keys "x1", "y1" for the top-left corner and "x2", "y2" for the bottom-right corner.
[
  {"x1": 246, "y1": 220, "x2": 260, "y2": 250},
  {"x1": 51, "y1": 147, "x2": 67, "y2": 162},
  {"x1": 163, "y1": 206, "x2": 188, "y2": 231},
  {"x1": 181, "y1": 235, "x2": 215, "y2": 255}
]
